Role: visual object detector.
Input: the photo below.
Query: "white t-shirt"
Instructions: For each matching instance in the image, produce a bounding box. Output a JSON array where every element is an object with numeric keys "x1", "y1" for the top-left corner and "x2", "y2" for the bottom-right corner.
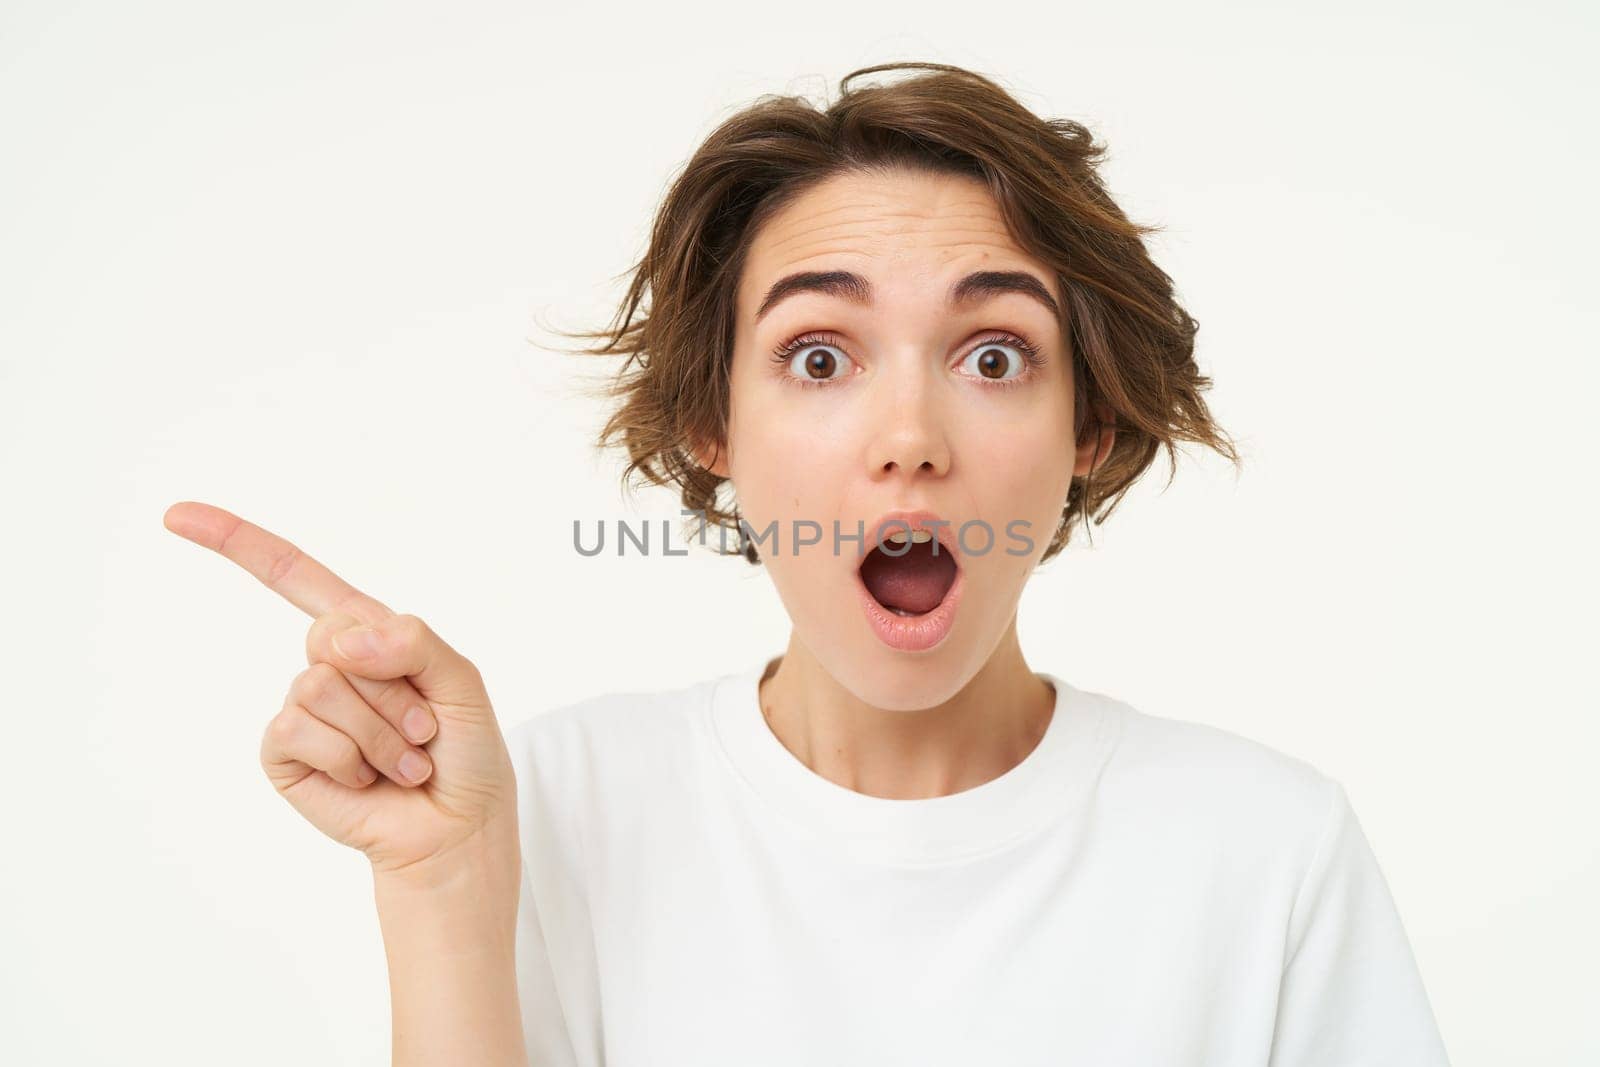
[{"x1": 507, "y1": 662, "x2": 1450, "y2": 1066}]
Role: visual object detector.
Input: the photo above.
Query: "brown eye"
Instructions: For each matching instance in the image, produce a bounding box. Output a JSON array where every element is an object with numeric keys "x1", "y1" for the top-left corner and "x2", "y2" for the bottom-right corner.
[
  {"x1": 784, "y1": 343, "x2": 852, "y2": 382},
  {"x1": 960, "y1": 342, "x2": 1025, "y2": 381}
]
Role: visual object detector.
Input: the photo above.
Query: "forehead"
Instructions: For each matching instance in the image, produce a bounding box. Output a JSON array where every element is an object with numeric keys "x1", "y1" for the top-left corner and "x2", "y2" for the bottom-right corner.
[{"x1": 737, "y1": 167, "x2": 1059, "y2": 315}]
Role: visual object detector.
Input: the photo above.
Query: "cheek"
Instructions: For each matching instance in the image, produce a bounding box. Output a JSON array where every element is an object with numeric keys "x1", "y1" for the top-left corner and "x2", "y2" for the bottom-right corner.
[
  {"x1": 726, "y1": 407, "x2": 854, "y2": 618},
  {"x1": 727, "y1": 392, "x2": 854, "y2": 524},
  {"x1": 963, "y1": 409, "x2": 1075, "y2": 530}
]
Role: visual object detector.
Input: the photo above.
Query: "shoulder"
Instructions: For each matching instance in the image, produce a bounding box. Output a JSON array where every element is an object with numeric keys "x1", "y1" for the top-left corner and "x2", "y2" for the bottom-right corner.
[{"x1": 1073, "y1": 681, "x2": 1342, "y2": 856}]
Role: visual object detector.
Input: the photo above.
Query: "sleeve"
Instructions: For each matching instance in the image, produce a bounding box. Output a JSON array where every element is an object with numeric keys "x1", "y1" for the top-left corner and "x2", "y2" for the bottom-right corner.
[
  {"x1": 1268, "y1": 779, "x2": 1452, "y2": 1067},
  {"x1": 516, "y1": 854, "x2": 581, "y2": 1067},
  {"x1": 508, "y1": 716, "x2": 584, "y2": 1067}
]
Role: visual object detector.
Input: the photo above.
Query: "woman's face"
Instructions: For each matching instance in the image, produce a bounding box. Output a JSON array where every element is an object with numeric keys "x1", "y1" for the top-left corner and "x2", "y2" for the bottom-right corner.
[{"x1": 708, "y1": 166, "x2": 1101, "y2": 710}]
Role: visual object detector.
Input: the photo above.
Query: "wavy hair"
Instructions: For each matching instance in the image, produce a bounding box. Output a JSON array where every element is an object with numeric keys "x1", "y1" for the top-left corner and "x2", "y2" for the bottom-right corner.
[{"x1": 549, "y1": 61, "x2": 1240, "y2": 563}]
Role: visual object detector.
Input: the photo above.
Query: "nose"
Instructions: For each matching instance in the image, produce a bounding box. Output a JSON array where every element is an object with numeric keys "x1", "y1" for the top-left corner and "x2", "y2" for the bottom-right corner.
[{"x1": 866, "y1": 370, "x2": 952, "y2": 480}]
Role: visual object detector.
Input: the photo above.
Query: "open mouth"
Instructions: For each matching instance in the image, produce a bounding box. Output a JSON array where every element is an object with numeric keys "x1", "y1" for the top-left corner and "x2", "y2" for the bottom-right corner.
[
  {"x1": 858, "y1": 531, "x2": 959, "y2": 617},
  {"x1": 853, "y1": 511, "x2": 965, "y2": 653}
]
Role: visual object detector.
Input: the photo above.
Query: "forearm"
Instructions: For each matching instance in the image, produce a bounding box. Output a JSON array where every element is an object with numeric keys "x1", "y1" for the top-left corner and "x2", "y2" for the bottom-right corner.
[{"x1": 374, "y1": 843, "x2": 527, "y2": 1067}]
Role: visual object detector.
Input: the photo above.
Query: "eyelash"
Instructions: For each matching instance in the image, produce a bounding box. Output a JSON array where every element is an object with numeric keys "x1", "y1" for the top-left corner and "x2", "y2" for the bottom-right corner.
[{"x1": 769, "y1": 330, "x2": 1047, "y2": 390}]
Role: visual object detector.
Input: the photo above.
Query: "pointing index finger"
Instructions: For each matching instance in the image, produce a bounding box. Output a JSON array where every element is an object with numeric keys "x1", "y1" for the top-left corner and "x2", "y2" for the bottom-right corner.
[{"x1": 163, "y1": 501, "x2": 393, "y2": 623}]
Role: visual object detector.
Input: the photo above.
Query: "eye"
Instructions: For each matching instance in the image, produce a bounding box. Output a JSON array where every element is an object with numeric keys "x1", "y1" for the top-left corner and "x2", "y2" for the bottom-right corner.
[
  {"x1": 957, "y1": 337, "x2": 1037, "y2": 382},
  {"x1": 773, "y1": 335, "x2": 856, "y2": 385}
]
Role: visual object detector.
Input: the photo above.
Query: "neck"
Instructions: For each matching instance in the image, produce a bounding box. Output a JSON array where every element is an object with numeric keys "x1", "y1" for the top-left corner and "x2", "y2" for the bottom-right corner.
[{"x1": 755, "y1": 621, "x2": 1056, "y2": 800}]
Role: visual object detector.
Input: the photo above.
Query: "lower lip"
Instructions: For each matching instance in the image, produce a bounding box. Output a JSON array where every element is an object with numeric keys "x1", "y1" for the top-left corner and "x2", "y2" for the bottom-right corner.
[{"x1": 855, "y1": 558, "x2": 964, "y2": 653}]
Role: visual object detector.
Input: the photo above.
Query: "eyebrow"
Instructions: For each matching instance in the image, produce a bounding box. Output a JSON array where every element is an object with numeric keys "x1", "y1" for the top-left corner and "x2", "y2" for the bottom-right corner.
[{"x1": 753, "y1": 268, "x2": 1061, "y2": 324}]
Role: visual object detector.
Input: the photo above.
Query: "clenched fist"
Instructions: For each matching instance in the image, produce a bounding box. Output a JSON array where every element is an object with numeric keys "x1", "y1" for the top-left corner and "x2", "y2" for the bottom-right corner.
[{"x1": 163, "y1": 501, "x2": 518, "y2": 886}]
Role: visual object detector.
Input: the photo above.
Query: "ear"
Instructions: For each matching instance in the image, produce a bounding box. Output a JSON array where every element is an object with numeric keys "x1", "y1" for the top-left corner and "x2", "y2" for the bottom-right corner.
[
  {"x1": 1072, "y1": 399, "x2": 1116, "y2": 479},
  {"x1": 688, "y1": 434, "x2": 732, "y2": 479}
]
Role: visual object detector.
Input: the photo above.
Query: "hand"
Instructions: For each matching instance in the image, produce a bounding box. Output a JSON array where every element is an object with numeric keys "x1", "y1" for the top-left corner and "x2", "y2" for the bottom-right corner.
[{"x1": 163, "y1": 501, "x2": 518, "y2": 886}]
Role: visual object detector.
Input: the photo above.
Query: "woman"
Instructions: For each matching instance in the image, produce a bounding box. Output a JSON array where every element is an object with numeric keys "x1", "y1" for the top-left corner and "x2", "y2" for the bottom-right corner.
[{"x1": 164, "y1": 62, "x2": 1450, "y2": 1065}]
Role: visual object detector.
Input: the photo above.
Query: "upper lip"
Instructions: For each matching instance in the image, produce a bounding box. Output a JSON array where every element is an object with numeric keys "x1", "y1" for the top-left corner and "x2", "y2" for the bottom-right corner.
[{"x1": 861, "y1": 509, "x2": 962, "y2": 566}]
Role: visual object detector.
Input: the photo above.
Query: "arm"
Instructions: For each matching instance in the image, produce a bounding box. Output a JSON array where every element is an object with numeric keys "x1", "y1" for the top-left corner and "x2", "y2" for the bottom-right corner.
[
  {"x1": 161, "y1": 504, "x2": 534, "y2": 1064},
  {"x1": 376, "y1": 837, "x2": 528, "y2": 1067}
]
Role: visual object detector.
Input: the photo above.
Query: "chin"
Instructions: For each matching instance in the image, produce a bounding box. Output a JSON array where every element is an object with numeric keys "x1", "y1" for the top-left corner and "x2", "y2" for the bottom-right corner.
[{"x1": 804, "y1": 614, "x2": 992, "y2": 713}]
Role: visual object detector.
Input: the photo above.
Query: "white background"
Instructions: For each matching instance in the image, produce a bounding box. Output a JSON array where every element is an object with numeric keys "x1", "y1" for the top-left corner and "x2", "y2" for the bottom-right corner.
[{"x1": 2, "y1": 1, "x2": 1595, "y2": 1063}]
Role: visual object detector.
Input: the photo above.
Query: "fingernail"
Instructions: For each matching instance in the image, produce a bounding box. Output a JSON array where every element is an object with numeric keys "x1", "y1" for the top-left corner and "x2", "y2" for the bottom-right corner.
[
  {"x1": 333, "y1": 626, "x2": 382, "y2": 659},
  {"x1": 402, "y1": 706, "x2": 436, "y2": 744},
  {"x1": 398, "y1": 750, "x2": 431, "y2": 784}
]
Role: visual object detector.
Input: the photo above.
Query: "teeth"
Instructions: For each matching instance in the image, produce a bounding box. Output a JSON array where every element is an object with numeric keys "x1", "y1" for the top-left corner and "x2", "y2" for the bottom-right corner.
[
  {"x1": 883, "y1": 529, "x2": 936, "y2": 546},
  {"x1": 885, "y1": 531, "x2": 909, "y2": 545},
  {"x1": 911, "y1": 530, "x2": 933, "y2": 544}
]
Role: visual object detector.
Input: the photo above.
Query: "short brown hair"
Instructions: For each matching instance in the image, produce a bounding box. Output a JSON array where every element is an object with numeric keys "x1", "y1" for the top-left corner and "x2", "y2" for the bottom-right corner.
[{"x1": 551, "y1": 61, "x2": 1240, "y2": 564}]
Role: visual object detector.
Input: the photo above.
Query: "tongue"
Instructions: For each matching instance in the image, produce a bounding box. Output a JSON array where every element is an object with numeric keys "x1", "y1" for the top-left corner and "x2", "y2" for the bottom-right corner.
[{"x1": 859, "y1": 540, "x2": 957, "y2": 615}]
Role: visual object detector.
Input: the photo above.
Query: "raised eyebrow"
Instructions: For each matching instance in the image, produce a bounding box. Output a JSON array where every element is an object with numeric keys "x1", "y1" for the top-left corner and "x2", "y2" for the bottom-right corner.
[
  {"x1": 753, "y1": 268, "x2": 1060, "y2": 323},
  {"x1": 754, "y1": 270, "x2": 870, "y2": 323},
  {"x1": 949, "y1": 270, "x2": 1061, "y2": 320}
]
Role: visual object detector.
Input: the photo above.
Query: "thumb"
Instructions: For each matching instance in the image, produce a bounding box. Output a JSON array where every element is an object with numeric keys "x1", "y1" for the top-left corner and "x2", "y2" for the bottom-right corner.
[{"x1": 324, "y1": 613, "x2": 492, "y2": 715}]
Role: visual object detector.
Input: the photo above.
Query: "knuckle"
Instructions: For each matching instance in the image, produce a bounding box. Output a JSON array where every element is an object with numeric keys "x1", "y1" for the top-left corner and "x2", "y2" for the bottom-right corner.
[
  {"x1": 265, "y1": 705, "x2": 305, "y2": 748},
  {"x1": 370, "y1": 722, "x2": 413, "y2": 766},
  {"x1": 286, "y1": 666, "x2": 315, "y2": 703},
  {"x1": 350, "y1": 707, "x2": 405, "y2": 765},
  {"x1": 370, "y1": 677, "x2": 408, "y2": 710},
  {"x1": 335, "y1": 735, "x2": 366, "y2": 776},
  {"x1": 262, "y1": 543, "x2": 302, "y2": 589},
  {"x1": 297, "y1": 662, "x2": 341, "y2": 704},
  {"x1": 393, "y1": 613, "x2": 427, "y2": 647}
]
